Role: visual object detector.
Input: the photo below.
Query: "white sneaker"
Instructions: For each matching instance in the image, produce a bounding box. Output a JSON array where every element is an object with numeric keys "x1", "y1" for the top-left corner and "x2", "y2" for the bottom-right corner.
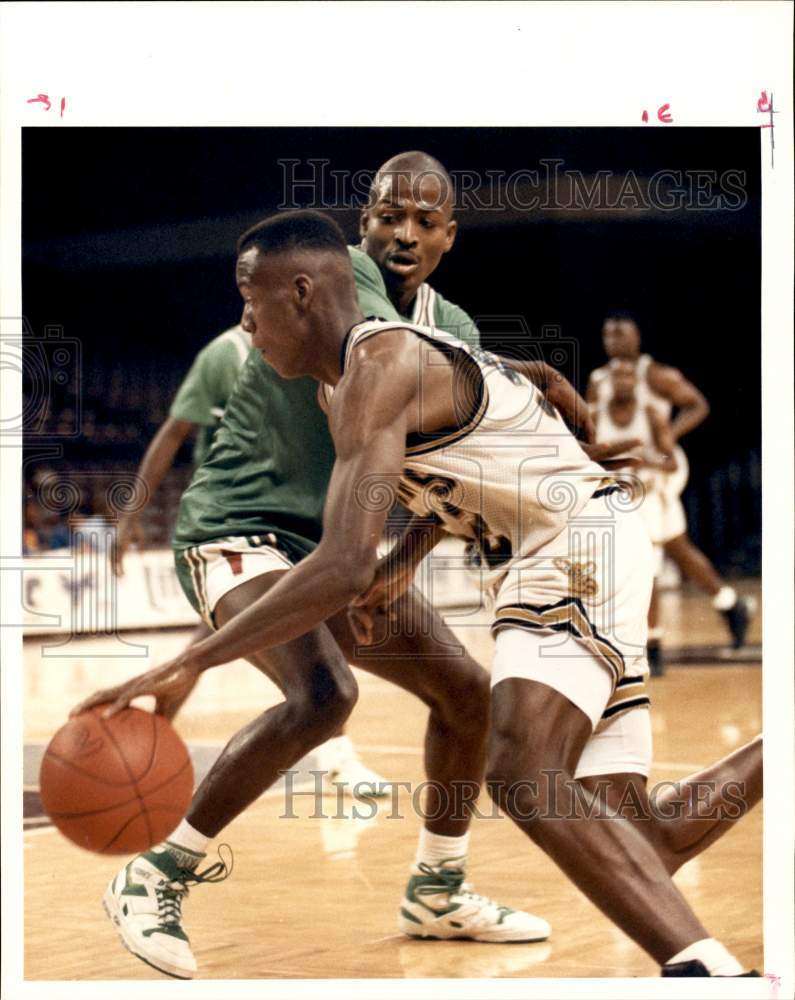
[
  {"x1": 399, "y1": 861, "x2": 551, "y2": 943},
  {"x1": 102, "y1": 846, "x2": 231, "y2": 979},
  {"x1": 317, "y1": 735, "x2": 390, "y2": 798}
]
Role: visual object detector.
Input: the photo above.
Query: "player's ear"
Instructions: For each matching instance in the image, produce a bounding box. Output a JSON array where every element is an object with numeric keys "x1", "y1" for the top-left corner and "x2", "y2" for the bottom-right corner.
[
  {"x1": 443, "y1": 219, "x2": 457, "y2": 253},
  {"x1": 359, "y1": 209, "x2": 370, "y2": 242},
  {"x1": 293, "y1": 273, "x2": 313, "y2": 311}
]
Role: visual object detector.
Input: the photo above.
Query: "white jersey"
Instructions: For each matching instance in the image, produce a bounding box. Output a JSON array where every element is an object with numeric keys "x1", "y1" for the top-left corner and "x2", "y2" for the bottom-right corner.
[
  {"x1": 322, "y1": 319, "x2": 607, "y2": 574},
  {"x1": 590, "y1": 353, "x2": 672, "y2": 419},
  {"x1": 590, "y1": 352, "x2": 687, "y2": 495},
  {"x1": 594, "y1": 402, "x2": 662, "y2": 491},
  {"x1": 410, "y1": 282, "x2": 437, "y2": 326}
]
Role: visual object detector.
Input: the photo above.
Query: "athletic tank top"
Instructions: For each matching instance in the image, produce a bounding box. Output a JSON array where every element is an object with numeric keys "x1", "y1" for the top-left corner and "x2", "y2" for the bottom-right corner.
[
  {"x1": 321, "y1": 319, "x2": 606, "y2": 574},
  {"x1": 594, "y1": 402, "x2": 660, "y2": 489},
  {"x1": 591, "y1": 354, "x2": 672, "y2": 418},
  {"x1": 591, "y1": 355, "x2": 687, "y2": 495}
]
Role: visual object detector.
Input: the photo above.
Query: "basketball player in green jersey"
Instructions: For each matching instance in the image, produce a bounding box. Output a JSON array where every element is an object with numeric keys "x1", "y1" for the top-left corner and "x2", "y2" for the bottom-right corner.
[
  {"x1": 76, "y1": 155, "x2": 608, "y2": 977},
  {"x1": 113, "y1": 324, "x2": 389, "y2": 791},
  {"x1": 81, "y1": 211, "x2": 761, "y2": 978}
]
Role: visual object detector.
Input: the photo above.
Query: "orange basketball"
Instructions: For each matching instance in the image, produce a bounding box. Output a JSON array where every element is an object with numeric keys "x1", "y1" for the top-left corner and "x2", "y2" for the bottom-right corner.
[{"x1": 39, "y1": 706, "x2": 194, "y2": 854}]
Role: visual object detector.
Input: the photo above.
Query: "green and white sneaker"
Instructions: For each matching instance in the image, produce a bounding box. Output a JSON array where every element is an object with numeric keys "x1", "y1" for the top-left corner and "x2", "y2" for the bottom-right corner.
[
  {"x1": 399, "y1": 861, "x2": 550, "y2": 943},
  {"x1": 102, "y1": 845, "x2": 231, "y2": 979}
]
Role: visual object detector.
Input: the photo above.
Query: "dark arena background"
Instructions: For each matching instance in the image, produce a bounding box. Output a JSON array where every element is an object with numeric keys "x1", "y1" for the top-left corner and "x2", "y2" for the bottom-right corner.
[
  {"x1": 20, "y1": 127, "x2": 764, "y2": 982},
  {"x1": 23, "y1": 127, "x2": 760, "y2": 572}
]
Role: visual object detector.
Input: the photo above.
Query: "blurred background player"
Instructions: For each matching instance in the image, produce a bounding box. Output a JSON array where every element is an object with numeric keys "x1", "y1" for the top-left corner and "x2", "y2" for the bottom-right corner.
[
  {"x1": 592, "y1": 358, "x2": 679, "y2": 674},
  {"x1": 114, "y1": 323, "x2": 388, "y2": 791},
  {"x1": 588, "y1": 313, "x2": 756, "y2": 672}
]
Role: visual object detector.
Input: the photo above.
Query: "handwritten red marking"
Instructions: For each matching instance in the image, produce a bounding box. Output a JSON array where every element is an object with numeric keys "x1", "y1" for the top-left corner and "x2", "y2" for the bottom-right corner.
[
  {"x1": 765, "y1": 973, "x2": 781, "y2": 998},
  {"x1": 27, "y1": 93, "x2": 52, "y2": 111},
  {"x1": 757, "y1": 89, "x2": 776, "y2": 166},
  {"x1": 641, "y1": 110, "x2": 649, "y2": 123},
  {"x1": 657, "y1": 104, "x2": 673, "y2": 123},
  {"x1": 60, "y1": 97, "x2": 66, "y2": 118}
]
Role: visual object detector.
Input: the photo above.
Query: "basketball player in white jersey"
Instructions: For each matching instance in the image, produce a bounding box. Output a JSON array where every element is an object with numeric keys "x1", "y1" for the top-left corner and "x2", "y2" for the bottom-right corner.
[
  {"x1": 588, "y1": 313, "x2": 756, "y2": 668},
  {"x1": 591, "y1": 359, "x2": 685, "y2": 674},
  {"x1": 84, "y1": 212, "x2": 761, "y2": 977}
]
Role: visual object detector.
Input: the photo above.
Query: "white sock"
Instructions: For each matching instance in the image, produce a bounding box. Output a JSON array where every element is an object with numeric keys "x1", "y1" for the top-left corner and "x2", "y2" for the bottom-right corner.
[
  {"x1": 712, "y1": 586, "x2": 737, "y2": 611},
  {"x1": 160, "y1": 819, "x2": 211, "y2": 869},
  {"x1": 665, "y1": 937, "x2": 744, "y2": 976},
  {"x1": 414, "y1": 829, "x2": 470, "y2": 870}
]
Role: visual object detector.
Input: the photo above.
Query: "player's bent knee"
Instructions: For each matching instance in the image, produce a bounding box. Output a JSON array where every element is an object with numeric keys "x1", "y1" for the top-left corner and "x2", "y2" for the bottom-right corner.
[
  {"x1": 287, "y1": 662, "x2": 358, "y2": 734},
  {"x1": 314, "y1": 662, "x2": 358, "y2": 716}
]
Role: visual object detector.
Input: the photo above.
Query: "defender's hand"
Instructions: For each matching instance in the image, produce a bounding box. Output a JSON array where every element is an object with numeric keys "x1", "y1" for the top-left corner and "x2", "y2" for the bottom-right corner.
[{"x1": 582, "y1": 438, "x2": 643, "y2": 469}]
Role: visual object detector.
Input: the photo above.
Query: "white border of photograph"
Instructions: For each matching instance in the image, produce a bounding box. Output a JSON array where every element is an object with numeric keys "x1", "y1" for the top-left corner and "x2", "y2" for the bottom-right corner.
[{"x1": 1, "y1": 3, "x2": 792, "y2": 998}]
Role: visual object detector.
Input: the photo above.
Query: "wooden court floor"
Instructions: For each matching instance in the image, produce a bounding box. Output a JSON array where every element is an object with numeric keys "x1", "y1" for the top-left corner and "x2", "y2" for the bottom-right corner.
[{"x1": 23, "y1": 585, "x2": 762, "y2": 981}]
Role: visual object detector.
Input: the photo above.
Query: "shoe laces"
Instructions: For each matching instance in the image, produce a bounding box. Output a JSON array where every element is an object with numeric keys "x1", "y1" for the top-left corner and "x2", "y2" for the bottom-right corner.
[
  {"x1": 414, "y1": 863, "x2": 512, "y2": 915},
  {"x1": 156, "y1": 844, "x2": 234, "y2": 930},
  {"x1": 414, "y1": 862, "x2": 466, "y2": 897}
]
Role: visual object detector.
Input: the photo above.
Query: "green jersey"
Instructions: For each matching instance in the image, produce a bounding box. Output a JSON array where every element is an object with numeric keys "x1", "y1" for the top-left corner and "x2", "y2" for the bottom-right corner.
[
  {"x1": 172, "y1": 246, "x2": 480, "y2": 560},
  {"x1": 169, "y1": 325, "x2": 252, "y2": 467}
]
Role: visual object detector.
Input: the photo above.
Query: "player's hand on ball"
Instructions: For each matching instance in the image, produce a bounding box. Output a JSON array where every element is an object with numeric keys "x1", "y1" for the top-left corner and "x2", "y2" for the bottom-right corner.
[{"x1": 71, "y1": 658, "x2": 202, "y2": 719}]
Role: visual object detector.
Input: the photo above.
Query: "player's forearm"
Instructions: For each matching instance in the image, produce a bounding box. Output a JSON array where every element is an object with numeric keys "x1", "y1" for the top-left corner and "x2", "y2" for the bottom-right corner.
[
  {"x1": 542, "y1": 364, "x2": 591, "y2": 436},
  {"x1": 133, "y1": 418, "x2": 194, "y2": 506},
  {"x1": 670, "y1": 400, "x2": 709, "y2": 440},
  {"x1": 647, "y1": 407, "x2": 675, "y2": 457},
  {"x1": 185, "y1": 549, "x2": 374, "y2": 671},
  {"x1": 507, "y1": 360, "x2": 591, "y2": 438}
]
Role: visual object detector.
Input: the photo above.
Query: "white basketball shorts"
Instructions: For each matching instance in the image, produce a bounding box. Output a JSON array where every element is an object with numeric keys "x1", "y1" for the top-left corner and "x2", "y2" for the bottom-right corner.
[
  {"x1": 490, "y1": 490, "x2": 654, "y2": 776},
  {"x1": 637, "y1": 445, "x2": 689, "y2": 551}
]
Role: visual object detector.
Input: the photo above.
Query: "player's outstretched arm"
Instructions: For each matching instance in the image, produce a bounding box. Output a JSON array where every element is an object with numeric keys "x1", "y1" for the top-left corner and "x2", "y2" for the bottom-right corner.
[
  {"x1": 502, "y1": 358, "x2": 642, "y2": 468},
  {"x1": 115, "y1": 416, "x2": 194, "y2": 573},
  {"x1": 647, "y1": 362, "x2": 710, "y2": 441},
  {"x1": 504, "y1": 359, "x2": 596, "y2": 442}
]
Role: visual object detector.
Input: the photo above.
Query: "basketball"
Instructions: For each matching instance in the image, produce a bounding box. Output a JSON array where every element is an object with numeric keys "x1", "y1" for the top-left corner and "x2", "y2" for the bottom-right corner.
[{"x1": 39, "y1": 706, "x2": 194, "y2": 855}]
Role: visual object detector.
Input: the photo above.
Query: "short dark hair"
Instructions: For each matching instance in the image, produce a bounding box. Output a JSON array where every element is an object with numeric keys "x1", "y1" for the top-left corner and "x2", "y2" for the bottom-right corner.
[
  {"x1": 367, "y1": 150, "x2": 454, "y2": 212},
  {"x1": 604, "y1": 309, "x2": 639, "y2": 325},
  {"x1": 237, "y1": 210, "x2": 348, "y2": 258}
]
